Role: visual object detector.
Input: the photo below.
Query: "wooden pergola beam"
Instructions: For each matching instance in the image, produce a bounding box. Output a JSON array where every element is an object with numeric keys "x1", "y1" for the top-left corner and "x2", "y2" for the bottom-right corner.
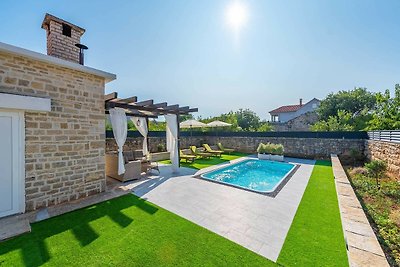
[
  {"x1": 120, "y1": 96, "x2": 138, "y2": 103},
  {"x1": 104, "y1": 92, "x2": 118, "y2": 102},
  {"x1": 152, "y1": 102, "x2": 167, "y2": 108},
  {"x1": 134, "y1": 99, "x2": 154, "y2": 106}
]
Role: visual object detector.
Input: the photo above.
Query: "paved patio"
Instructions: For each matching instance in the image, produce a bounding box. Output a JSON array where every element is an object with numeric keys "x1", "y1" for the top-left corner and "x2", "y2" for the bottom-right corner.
[{"x1": 122, "y1": 156, "x2": 315, "y2": 261}]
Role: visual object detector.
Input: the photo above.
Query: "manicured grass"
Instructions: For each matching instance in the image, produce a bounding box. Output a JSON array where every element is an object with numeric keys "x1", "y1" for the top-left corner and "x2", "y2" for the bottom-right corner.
[
  {"x1": 277, "y1": 160, "x2": 349, "y2": 267},
  {"x1": 0, "y1": 194, "x2": 275, "y2": 267},
  {"x1": 160, "y1": 152, "x2": 249, "y2": 170}
]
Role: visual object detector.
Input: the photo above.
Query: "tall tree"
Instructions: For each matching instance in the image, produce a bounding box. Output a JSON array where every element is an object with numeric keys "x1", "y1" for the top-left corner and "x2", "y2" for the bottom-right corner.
[
  {"x1": 235, "y1": 109, "x2": 261, "y2": 131},
  {"x1": 314, "y1": 87, "x2": 376, "y2": 131},
  {"x1": 368, "y1": 84, "x2": 400, "y2": 130},
  {"x1": 318, "y1": 88, "x2": 376, "y2": 120}
]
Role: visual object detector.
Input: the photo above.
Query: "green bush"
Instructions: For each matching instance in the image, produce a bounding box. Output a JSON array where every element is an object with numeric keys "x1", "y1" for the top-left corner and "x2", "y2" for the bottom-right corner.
[
  {"x1": 257, "y1": 143, "x2": 284, "y2": 155},
  {"x1": 273, "y1": 144, "x2": 284, "y2": 155},
  {"x1": 156, "y1": 143, "x2": 166, "y2": 152},
  {"x1": 257, "y1": 143, "x2": 268, "y2": 154},
  {"x1": 364, "y1": 160, "x2": 387, "y2": 188}
]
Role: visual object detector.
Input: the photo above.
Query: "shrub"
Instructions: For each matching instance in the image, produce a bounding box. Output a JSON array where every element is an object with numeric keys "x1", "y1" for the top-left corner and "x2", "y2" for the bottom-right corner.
[
  {"x1": 156, "y1": 143, "x2": 166, "y2": 152},
  {"x1": 365, "y1": 160, "x2": 387, "y2": 189},
  {"x1": 349, "y1": 167, "x2": 368, "y2": 176},
  {"x1": 256, "y1": 143, "x2": 284, "y2": 155},
  {"x1": 273, "y1": 144, "x2": 284, "y2": 155},
  {"x1": 257, "y1": 143, "x2": 268, "y2": 154}
]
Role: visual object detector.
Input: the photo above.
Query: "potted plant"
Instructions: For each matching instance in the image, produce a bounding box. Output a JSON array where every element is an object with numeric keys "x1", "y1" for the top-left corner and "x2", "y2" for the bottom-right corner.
[
  {"x1": 257, "y1": 143, "x2": 271, "y2": 160},
  {"x1": 270, "y1": 144, "x2": 284, "y2": 161}
]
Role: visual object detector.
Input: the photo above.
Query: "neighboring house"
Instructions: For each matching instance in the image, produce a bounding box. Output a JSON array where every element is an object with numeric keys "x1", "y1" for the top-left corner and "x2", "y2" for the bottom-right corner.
[
  {"x1": 0, "y1": 14, "x2": 116, "y2": 218},
  {"x1": 269, "y1": 98, "x2": 320, "y2": 131}
]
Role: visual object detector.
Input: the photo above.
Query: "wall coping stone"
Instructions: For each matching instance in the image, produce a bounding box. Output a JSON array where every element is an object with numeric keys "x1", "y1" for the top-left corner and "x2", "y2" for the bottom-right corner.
[{"x1": 331, "y1": 154, "x2": 389, "y2": 267}]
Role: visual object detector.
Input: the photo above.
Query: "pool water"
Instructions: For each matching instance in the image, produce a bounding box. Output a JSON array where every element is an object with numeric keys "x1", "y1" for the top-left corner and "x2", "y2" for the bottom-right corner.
[{"x1": 201, "y1": 159, "x2": 296, "y2": 193}]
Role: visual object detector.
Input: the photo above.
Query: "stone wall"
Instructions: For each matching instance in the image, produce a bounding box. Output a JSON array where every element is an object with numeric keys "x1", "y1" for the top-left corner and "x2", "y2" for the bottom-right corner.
[
  {"x1": 0, "y1": 52, "x2": 106, "y2": 211},
  {"x1": 107, "y1": 135, "x2": 365, "y2": 159},
  {"x1": 365, "y1": 140, "x2": 400, "y2": 177},
  {"x1": 272, "y1": 111, "x2": 318, "y2": 131},
  {"x1": 106, "y1": 136, "x2": 208, "y2": 153}
]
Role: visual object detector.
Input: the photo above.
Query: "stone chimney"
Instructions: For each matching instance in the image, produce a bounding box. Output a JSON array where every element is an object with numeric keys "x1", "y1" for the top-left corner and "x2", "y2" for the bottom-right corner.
[
  {"x1": 299, "y1": 98, "x2": 303, "y2": 106},
  {"x1": 41, "y1": 13, "x2": 86, "y2": 64}
]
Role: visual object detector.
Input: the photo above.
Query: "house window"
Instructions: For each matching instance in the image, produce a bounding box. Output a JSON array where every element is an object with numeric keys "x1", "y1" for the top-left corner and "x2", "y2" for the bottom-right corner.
[
  {"x1": 271, "y1": 115, "x2": 279, "y2": 122},
  {"x1": 62, "y1": 23, "x2": 72, "y2": 37},
  {"x1": 312, "y1": 103, "x2": 317, "y2": 109}
]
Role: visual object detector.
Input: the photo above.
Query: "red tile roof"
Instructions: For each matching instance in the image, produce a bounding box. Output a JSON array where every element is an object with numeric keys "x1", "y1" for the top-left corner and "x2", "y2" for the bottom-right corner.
[{"x1": 269, "y1": 104, "x2": 303, "y2": 113}]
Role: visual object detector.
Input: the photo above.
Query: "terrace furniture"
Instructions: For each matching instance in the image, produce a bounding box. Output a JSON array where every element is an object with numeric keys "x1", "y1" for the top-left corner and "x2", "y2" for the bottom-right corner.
[
  {"x1": 217, "y1": 142, "x2": 235, "y2": 154},
  {"x1": 189, "y1": 146, "x2": 212, "y2": 159},
  {"x1": 106, "y1": 153, "x2": 142, "y2": 182},
  {"x1": 131, "y1": 150, "x2": 160, "y2": 174},
  {"x1": 180, "y1": 150, "x2": 196, "y2": 163},
  {"x1": 141, "y1": 159, "x2": 160, "y2": 174},
  {"x1": 203, "y1": 144, "x2": 223, "y2": 157}
]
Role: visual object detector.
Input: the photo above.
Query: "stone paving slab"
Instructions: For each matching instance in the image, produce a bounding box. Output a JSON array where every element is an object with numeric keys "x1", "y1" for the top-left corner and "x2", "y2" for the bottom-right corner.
[
  {"x1": 0, "y1": 215, "x2": 30, "y2": 241},
  {"x1": 331, "y1": 154, "x2": 389, "y2": 267},
  {"x1": 126, "y1": 157, "x2": 315, "y2": 262}
]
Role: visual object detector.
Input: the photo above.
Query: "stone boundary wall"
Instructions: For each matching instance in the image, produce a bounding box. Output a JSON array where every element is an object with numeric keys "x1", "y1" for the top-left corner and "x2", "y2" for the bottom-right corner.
[
  {"x1": 365, "y1": 140, "x2": 400, "y2": 177},
  {"x1": 0, "y1": 52, "x2": 106, "y2": 211},
  {"x1": 107, "y1": 136, "x2": 365, "y2": 159}
]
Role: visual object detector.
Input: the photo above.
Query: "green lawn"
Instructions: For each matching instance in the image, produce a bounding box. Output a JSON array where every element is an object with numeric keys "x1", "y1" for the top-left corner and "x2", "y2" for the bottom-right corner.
[
  {"x1": 0, "y1": 160, "x2": 348, "y2": 266},
  {"x1": 277, "y1": 160, "x2": 349, "y2": 267},
  {"x1": 0, "y1": 194, "x2": 275, "y2": 267},
  {"x1": 160, "y1": 152, "x2": 249, "y2": 170}
]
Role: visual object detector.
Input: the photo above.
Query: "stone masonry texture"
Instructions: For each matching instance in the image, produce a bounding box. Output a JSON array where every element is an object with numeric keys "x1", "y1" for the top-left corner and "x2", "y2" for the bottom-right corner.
[
  {"x1": 0, "y1": 52, "x2": 106, "y2": 211},
  {"x1": 106, "y1": 135, "x2": 365, "y2": 159},
  {"x1": 365, "y1": 140, "x2": 400, "y2": 177}
]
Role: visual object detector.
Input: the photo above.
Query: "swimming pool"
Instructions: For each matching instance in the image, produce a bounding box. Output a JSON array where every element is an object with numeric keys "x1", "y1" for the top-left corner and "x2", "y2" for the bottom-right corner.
[{"x1": 200, "y1": 159, "x2": 296, "y2": 194}]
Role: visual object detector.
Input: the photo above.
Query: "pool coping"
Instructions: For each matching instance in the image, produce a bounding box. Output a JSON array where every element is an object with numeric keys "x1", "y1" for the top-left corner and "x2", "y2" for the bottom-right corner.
[{"x1": 193, "y1": 157, "x2": 300, "y2": 197}]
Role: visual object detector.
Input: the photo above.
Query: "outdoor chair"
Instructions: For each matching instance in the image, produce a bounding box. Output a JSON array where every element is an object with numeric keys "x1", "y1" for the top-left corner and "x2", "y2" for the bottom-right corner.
[
  {"x1": 189, "y1": 146, "x2": 212, "y2": 159},
  {"x1": 203, "y1": 144, "x2": 223, "y2": 157},
  {"x1": 217, "y1": 142, "x2": 235, "y2": 154},
  {"x1": 180, "y1": 150, "x2": 196, "y2": 163},
  {"x1": 133, "y1": 150, "x2": 160, "y2": 174},
  {"x1": 105, "y1": 152, "x2": 142, "y2": 182}
]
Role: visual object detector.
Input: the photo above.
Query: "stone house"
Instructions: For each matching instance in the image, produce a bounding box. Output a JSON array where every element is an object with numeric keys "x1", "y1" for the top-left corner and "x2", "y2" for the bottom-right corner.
[
  {"x1": 269, "y1": 98, "x2": 320, "y2": 131},
  {"x1": 0, "y1": 14, "x2": 116, "y2": 219}
]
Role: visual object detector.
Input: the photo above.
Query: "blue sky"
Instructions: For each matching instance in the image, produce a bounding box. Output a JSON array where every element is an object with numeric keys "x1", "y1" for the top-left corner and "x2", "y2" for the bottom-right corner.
[{"x1": 1, "y1": 0, "x2": 399, "y2": 119}]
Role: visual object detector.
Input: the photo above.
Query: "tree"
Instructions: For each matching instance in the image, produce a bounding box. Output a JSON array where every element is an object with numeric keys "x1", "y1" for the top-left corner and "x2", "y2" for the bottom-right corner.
[
  {"x1": 317, "y1": 88, "x2": 376, "y2": 121},
  {"x1": 365, "y1": 160, "x2": 387, "y2": 189},
  {"x1": 367, "y1": 84, "x2": 400, "y2": 130},
  {"x1": 235, "y1": 109, "x2": 261, "y2": 131},
  {"x1": 311, "y1": 110, "x2": 355, "y2": 131}
]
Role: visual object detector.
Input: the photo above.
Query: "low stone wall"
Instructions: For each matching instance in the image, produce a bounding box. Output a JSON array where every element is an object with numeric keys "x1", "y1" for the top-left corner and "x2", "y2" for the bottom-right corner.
[
  {"x1": 106, "y1": 136, "x2": 208, "y2": 154},
  {"x1": 106, "y1": 135, "x2": 365, "y2": 159},
  {"x1": 207, "y1": 136, "x2": 365, "y2": 159},
  {"x1": 365, "y1": 140, "x2": 400, "y2": 177}
]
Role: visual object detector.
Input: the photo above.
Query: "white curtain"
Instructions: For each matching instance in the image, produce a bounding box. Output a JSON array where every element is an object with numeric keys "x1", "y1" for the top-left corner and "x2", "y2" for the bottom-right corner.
[
  {"x1": 165, "y1": 114, "x2": 179, "y2": 172},
  {"x1": 109, "y1": 108, "x2": 127, "y2": 175},
  {"x1": 130, "y1": 117, "x2": 149, "y2": 156}
]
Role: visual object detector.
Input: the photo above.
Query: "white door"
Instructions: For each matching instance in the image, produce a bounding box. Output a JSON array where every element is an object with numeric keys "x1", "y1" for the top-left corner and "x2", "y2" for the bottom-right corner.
[{"x1": 0, "y1": 111, "x2": 24, "y2": 218}]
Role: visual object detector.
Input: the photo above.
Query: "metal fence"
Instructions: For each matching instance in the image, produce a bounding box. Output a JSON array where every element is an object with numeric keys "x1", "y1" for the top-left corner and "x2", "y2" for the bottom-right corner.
[{"x1": 368, "y1": 131, "x2": 400, "y2": 143}]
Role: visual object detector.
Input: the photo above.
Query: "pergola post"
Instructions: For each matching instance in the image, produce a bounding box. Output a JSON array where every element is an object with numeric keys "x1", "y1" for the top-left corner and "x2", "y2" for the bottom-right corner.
[
  {"x1": 145, "y1": 117, "x2": 150, "y2": 155},
  {"x1": 176, "y1": 114, "x2": 181, "y2": 168}
]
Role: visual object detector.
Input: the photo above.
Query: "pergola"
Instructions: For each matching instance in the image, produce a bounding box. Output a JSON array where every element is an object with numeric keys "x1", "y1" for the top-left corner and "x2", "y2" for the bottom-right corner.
[{"x1": 104, "y1": 92, "x2": 198, "y2": 171}]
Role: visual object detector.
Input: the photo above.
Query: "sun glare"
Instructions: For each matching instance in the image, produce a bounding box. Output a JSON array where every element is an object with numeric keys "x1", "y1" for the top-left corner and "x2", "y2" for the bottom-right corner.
[{"x1": 225, "y1": 1, "x2": 248, "y2": 33}]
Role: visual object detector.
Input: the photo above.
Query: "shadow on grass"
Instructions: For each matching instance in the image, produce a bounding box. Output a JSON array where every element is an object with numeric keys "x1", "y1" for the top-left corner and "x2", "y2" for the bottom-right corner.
[{"x1": 0, "y1": 194, "x2": 157, "y2": 267}]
